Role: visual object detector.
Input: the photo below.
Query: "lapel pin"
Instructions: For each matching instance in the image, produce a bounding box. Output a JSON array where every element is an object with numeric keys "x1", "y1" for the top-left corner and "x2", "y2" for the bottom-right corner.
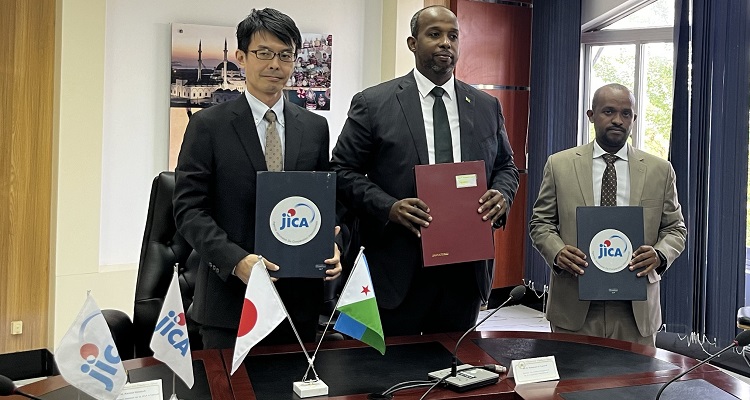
[{"x1": 465, "y1": 96, "x2": 471, "y2": 103}]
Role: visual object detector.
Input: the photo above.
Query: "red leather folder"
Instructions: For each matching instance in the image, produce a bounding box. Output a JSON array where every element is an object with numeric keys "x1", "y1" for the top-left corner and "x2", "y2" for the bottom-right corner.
[{"x1": 414, "y1": 160, "x2": 495, "y2": 267}]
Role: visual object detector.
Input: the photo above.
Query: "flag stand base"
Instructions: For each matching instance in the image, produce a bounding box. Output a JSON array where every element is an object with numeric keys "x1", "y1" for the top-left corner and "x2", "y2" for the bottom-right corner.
[{"x1": 293, "y1": 380, "x2": 328, "y2": 398}]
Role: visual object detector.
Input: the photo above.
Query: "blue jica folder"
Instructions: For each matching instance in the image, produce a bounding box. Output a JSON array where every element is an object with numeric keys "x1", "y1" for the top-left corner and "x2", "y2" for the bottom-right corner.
[
  {"x1": 255, "y1": 171, "x2": 335, "y2": 278},
  {"x1": 576, "y1": 206, "x2": 646, "y2": 301}
]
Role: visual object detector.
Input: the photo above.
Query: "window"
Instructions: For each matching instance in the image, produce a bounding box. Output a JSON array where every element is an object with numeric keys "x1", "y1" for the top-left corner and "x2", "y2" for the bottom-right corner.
[
  {"x1": 580, "y1": 0, "x2": 673, "y2": 160},
  {"x1": 584, "y1": 0, "x2": 750, "y2": 308},
  {"x1": 604, "y1": 0, "x2": 674, "y2": 30}
]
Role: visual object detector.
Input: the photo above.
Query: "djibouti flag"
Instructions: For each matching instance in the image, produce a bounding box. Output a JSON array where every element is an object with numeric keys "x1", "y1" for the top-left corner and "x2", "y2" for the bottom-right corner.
[{"x1": 334, "y1": 253, "x2": 385, "y2": 354}]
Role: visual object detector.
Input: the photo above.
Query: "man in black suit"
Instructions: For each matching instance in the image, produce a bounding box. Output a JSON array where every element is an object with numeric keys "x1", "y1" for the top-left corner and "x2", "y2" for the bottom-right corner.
[
  {"x1": 331, "y1": 5, "x2": 519, "y2": 336},
  {"x1": 173, "y1": 8, "x2": 341, "y2": 349}
]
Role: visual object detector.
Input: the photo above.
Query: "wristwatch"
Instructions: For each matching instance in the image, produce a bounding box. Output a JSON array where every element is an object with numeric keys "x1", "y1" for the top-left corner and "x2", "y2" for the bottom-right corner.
[{"x1": 655, "y1": 249, "x2": 667, "y2": 274}]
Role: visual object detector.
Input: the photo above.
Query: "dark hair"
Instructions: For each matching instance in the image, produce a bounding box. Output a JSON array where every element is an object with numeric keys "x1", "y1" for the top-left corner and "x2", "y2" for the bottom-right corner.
[
  {"x1": 236, "y1": 8, "x2": 302, "y2": 54},
  {"x1": 410, "y1": 5, "x2": 450, "y2": 37}
]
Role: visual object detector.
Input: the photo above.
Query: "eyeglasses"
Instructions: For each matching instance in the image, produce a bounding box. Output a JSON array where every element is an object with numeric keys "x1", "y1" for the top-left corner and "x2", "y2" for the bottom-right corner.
[{"x1": 247, "y1": 49, "x2": 295, "y2": 63}]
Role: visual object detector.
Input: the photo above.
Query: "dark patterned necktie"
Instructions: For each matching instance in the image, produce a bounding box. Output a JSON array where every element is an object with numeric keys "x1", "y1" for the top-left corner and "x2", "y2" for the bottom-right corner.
[
  {"x1": 430, "y1": 86, "x2": 453, "y2": 163},
  {"x1": 600, "y1": 153, "x2": 619, "y2": 206},
  {"x1": 264, "y1": 110, "x2": 283, "y2": 172}
]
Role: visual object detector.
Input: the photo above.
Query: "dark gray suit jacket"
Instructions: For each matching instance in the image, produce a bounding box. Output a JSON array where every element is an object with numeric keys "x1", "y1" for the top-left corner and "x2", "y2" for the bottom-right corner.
[
  {"x1": 173, "y1": 95, "x2": 330, "y2": 329},
  {"x1": 331, "y1": 72, "x2": 519, "y2": 309}
]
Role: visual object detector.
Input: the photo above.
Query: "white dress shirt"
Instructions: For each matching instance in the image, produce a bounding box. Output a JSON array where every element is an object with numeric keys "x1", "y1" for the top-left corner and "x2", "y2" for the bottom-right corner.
[
  {"x1": 244, "y1": 91, "x2": 286, "y2": 164},
  {"x1": 592, "y1": 141, "x2": 630, "y2": 206}
]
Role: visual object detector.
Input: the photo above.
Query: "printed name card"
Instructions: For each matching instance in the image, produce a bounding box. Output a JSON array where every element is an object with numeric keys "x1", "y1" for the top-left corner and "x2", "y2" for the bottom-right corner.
[
  {"x1": 116, "y1": 379, "x2": 163, "y2": 400},
  {"x1": 508, "y1": 356, "x2": 560, "y2": 385}
]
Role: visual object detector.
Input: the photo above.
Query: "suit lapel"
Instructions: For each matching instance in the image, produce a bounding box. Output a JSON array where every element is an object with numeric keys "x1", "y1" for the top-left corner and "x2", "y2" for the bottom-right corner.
[
  {"x1": 456, "y1": 81, "x2": 478, "y2": 161},
  {"x1": 230, "y1": 96, "x2": 267, "y2": 172},
  {"x1": 396, "y1": 74, "x2": 429, "y2": 164},
  {"x1": 283, "y1": 99, "x2": 302, "y2": 170},
  {"x1": 574, "y1": 142, "x2": 595, "y2": 206},
  {"x1": 628, "y1": 146, "x2": 647, "y2": 205}
]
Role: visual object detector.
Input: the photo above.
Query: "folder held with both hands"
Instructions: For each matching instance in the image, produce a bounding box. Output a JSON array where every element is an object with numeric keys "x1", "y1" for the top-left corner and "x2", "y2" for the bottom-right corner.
[
  {"x1": 414, "y1": 161, "x2": 495, "y2": 267},
  {"x1": 576, "y1": 206, "x2": 646, "y2": 301},
  {"x1": 254, "y1": 171, "x2": 336, "y2": 278}
]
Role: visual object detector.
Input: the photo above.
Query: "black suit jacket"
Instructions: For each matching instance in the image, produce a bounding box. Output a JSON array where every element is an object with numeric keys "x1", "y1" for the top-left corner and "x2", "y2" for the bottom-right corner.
[
  {"x1": 331, "y1": 72, "x2": 519, "y2": 309},
  {"x1": 173, "y1": 95, "x2": 330, "y2": 329}
]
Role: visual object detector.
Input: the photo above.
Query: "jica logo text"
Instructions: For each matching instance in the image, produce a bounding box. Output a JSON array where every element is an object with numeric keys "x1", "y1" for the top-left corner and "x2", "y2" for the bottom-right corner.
[
  {"x1": 280, "y1": 207, "x2": 310, "y2": 230},
  {"x1": 589, "y1": 229, "x2": 633, "y2": 273},
  {"x1": 153, "y1": 310, "x2": 190, "y2": 356},
  {"x1": 270, "y1": 196, "x2": 321, "y2": 246}
]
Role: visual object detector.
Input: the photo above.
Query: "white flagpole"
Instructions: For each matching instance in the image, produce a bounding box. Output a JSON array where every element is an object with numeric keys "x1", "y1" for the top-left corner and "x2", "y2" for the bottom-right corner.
[
  {"x1": 170, "y1": 264, "x2": 180, "y2": 400},
  {"x1": 301, "y1": 246, "x2": 365, "y2": 381},
  {"x1": 256, "y1": 257, "x2": 321, "y2": 381},
  {"x1": 77, "y1": 291, "x2": 86, "y2": 400},
  {"x1": 168, "y1": 373, "x2": 178, "y2": 400}
]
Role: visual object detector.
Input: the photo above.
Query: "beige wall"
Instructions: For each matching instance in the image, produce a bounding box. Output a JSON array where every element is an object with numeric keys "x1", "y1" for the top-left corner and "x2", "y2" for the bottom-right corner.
[
  {"x1": 380, "y1": 0, "x2": 425, "y2": 80},
  {"x1": 394, "y1": 0, "x2": 425, "y2": 77},
  {"x1": 52, "y1": 0, "x2": 138, "y2": 348}
]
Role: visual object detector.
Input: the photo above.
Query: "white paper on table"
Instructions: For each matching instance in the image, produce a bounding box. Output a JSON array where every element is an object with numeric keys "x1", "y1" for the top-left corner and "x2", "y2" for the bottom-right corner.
[{"x1": 115, "y1": 379, "x2": 163, "y2": 400}]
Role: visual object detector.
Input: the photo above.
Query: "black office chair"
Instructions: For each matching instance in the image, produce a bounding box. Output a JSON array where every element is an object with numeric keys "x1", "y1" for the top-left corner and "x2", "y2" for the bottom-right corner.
[
  {"x1": 101, "y1": 309, "x2": 135, "y2": 360},
  {"x1": 104, "y1": 172, "x2": 202, "y2": 360},
  {"x1": 131, "y1": 171, "x2": 202, "y2": 358}
]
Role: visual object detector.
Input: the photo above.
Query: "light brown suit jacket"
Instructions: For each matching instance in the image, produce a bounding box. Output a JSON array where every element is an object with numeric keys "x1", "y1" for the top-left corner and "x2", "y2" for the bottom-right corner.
[{"x1": 529, "y1": 142, "x2": 686, "y2": 336}]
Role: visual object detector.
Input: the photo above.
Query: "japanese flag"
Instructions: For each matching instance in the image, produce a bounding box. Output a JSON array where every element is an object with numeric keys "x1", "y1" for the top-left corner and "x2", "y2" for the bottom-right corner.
[{"x1": 230, "y1": 260, "x2": 288, "y2": 374}]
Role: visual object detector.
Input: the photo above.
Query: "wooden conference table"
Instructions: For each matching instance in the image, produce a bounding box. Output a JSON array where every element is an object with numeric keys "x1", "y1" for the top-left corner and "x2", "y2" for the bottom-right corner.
[{"x1": 13, "y1": 331, "x2": 750, "y2": 400}]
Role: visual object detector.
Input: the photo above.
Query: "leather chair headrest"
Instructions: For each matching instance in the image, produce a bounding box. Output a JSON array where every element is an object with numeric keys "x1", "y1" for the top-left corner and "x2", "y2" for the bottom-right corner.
[{"x1": 132, "y1": 172, "x2": 198, "y2": 357}]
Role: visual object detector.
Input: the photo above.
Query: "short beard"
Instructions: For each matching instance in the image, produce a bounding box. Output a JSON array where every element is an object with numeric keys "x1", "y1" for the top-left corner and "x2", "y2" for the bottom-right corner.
[
  {"x1": 426, "y1": 59, "x2": 454, "y2": 75},
  {"x1": 596, "y1": 130, "x2": 629, "y2": 152}
]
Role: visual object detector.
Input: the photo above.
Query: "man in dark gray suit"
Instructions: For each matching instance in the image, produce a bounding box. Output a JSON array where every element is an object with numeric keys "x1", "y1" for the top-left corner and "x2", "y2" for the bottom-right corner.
[
  {"x1": 174, "y1": 8, "x2": 341, "y2": 349},
  {"x1": 331, "y1": 5, "x2": 519, "y2": 336}
]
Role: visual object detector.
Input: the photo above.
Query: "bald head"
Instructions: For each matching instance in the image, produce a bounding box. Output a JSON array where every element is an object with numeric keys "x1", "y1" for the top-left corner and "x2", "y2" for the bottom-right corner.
[
  {"x1": 591, "y1": 83, "x2": 635, "y2": 111},
  {"x1": 410, "y1": 5, "x2": 455, "y2": 37}
]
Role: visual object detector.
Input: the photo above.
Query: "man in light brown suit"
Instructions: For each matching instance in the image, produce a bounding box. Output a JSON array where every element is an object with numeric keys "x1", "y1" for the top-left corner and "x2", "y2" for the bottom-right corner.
[{"x1": 529, "y1": 83, "x2": 686, "y2": 346}]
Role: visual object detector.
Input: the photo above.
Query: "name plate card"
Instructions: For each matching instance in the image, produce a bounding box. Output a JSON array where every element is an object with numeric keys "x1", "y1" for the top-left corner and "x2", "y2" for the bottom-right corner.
[
  {"x1": 508, "y1": 356, "x2": 560, "y2": 385},
  {"x1": 116, "y1": 379, "x2": 163, "y2": 400}
]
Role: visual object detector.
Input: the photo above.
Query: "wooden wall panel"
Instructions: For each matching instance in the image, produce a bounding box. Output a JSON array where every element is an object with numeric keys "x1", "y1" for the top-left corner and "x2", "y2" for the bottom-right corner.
[
  {"x1": 0, "y1": 0, "x2": 55, "y2": 354},
  {"x1": 451, "y1": 0, "x2": 532, "y2": 289},
  {"x1": 493, "y1": 174, "x2": 527, "y2": 288},
  {"x1": 485, "y1": 89, "x2": 529, "y2": 169},
  {"x1": 454, "y1": 1, "x2": 532, "y2": 87}
]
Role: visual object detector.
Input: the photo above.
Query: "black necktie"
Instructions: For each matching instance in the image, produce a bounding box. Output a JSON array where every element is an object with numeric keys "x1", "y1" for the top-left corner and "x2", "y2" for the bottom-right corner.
[
  {"x1": 600, "y1": 153, "x2": 618, "y2": 206},
  {"x1": 431, "y1": 86, "x2": 453, "y2": 163}
]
